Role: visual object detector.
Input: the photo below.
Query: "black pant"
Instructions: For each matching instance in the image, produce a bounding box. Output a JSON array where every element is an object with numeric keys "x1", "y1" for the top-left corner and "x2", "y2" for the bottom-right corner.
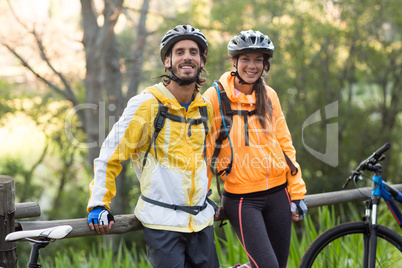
[
  {"x1": 222, "y1": 186, "x2": 292, "y2": 268},
  {"x1": 143, "y1": 225, "x2": 219, "y2": 268}
]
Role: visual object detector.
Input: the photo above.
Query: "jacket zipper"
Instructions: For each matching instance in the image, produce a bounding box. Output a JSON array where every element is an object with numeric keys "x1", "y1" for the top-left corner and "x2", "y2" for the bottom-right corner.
[{"x1": 247, "y1": 95, "x2": 270, "y2": 188}]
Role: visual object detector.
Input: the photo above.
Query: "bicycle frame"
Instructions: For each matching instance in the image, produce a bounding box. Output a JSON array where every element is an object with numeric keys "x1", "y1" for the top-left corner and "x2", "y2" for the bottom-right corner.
[
  {"x1": 363, "y1": 164, "x2": 402, "y2": 268},
  {"x1": 26, "y1": 239, "x2": 51, "y2": 268},
  {"x1": 377, "y1": 178, "x2": 402, "y2": 228}
]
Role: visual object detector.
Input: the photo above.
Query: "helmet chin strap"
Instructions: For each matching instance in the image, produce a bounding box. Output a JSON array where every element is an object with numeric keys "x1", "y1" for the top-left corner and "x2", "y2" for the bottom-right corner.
[
  {"x1": 169, "y1": 71, "x2": 200, "y2": 86},
  {"x1": 159, "y1": 68, "x2": 201, "y2": 86},
  {"x1": 230, "y1": 71, "x2": 254, "y2": 85}
]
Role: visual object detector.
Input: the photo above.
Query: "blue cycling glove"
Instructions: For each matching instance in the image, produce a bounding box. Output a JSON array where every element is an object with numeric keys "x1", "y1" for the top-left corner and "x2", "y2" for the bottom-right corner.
[
  {"x1": 88, "y1": 207, "x2": 114, "y2": 225},
  {"x1": 291, "y1": 200, "x2": 308, "y2": 219}
]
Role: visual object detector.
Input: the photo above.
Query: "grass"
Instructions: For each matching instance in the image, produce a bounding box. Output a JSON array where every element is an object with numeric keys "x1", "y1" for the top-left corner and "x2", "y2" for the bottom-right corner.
[
  {"x1": 39, "y1": 242, "x2": 151, "y2": 268},
  {"x1": 28, "y1": 204, "x2": 399, "y2": 268}
]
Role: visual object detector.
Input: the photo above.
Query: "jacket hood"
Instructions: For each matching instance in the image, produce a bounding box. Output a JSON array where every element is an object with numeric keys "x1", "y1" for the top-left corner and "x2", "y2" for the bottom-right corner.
[
  {"x1": 219, "y1": 72, "x2": 257, "y2": 106},
  {"x1": 144, "y1": 82, "x2": 207, "y2": 110}
]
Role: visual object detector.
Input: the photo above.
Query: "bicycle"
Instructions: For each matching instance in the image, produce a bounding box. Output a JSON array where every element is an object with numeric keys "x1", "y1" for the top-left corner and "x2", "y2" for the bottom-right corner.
[
  {"x1": 5, "y1": 225, "x2": 72, "y2": 268},
  {"x1": 299, "y1": 143, "x2": 402, "y2": 268}
]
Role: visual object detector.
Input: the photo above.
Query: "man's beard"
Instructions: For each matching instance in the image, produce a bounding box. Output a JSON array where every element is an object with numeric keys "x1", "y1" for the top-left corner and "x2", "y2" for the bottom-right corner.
[{"x1": 171, "y1": 62, "x2": 199, "y2": 82}]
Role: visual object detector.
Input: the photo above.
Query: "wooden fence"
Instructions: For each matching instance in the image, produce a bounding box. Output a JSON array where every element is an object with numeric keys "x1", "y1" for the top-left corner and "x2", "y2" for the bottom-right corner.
[{"x1": 1, "y1": 175, "x2": 402, "y2": 267}]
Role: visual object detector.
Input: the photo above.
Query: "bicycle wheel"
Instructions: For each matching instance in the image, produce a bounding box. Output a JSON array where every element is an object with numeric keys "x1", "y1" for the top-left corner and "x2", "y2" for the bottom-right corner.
[{"x1": 299, "y1": 221, "x2": 402, "y2": 268}]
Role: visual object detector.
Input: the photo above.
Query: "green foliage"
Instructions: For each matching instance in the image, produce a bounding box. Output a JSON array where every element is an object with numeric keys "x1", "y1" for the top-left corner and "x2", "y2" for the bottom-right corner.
[
  {"x1": 214, "y1": 223, "x2": 248, "y2": 266},
  {"x1": 0, "y1": 157, "x2": 42, "y2": 202},
  {"x1": 39, "y1": 240, "x2": 151, "y2": 268}
]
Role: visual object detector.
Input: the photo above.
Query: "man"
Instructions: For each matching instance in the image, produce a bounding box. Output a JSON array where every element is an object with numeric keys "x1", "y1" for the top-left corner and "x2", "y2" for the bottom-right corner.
[{"x1": 87, "y1": 25, "x2": 219, "y2": 267}]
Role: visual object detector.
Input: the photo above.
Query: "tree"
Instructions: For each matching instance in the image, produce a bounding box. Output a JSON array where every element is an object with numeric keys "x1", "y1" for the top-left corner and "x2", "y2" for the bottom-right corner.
[{"x1": 1, "y1": 0, "x2": 152, "y2": 215}]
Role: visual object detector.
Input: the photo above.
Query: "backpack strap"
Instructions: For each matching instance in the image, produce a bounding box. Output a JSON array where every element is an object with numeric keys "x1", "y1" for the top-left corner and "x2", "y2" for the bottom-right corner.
[
  {"x1": 142, "y1": 98, "x2": 209, "y2": 169},
  {"x1": 210, "y1": 81, "x2": 234, "y2": 177},
  {"x1": 187, "y1": 105, "x2": 209, "y2": 137},
  {"x1": 283, "y1": 151, "x2": 299, "y2": 176},
  {"x1": 210, "y1": 81, "x2": 256, "y2": 176},
  {"x1": 142, "y1": 99, "x2": 167, "y2": 169},
  {"x1": 231, "y1": 110, "x2": 256, "y2": 146},
  {"x1": 141, "y1": 189, "x2": 218, "y2": 215},
  {"x1": 198, "y1": 105, "x2": 209, "y2": 160}
]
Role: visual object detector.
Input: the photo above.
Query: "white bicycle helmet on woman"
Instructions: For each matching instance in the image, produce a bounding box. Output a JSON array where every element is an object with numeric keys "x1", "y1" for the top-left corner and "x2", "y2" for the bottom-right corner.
[{"x1": 228, "y1": 30, "x2": 274, "y2": 84}]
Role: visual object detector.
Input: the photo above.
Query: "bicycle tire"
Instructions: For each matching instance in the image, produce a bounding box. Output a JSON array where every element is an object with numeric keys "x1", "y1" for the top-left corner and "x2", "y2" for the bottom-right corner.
[{"x1": 299, "y1": 221, "x2": 402, "y2": 268}]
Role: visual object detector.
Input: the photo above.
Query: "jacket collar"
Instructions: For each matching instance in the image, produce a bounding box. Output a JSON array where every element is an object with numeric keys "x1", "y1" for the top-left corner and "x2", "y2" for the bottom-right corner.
[
  {"x1": 144, "y1": 82, "x2": 206, "y2": 111},
  {"x1": 219, "y1": 72, "x2": 256, "y2": 105}
]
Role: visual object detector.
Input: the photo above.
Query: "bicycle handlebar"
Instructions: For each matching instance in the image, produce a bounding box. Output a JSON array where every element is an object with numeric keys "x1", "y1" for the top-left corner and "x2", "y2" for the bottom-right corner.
[
  {"x1": 373, "y1": 143, "x2": 391, "y2": 161},
  {"x1": 343, "y1": 143, "x2": 391, "y2": 189},
  {"x1": 356, "y1": 143, "x2": 391, "y2": 172}
]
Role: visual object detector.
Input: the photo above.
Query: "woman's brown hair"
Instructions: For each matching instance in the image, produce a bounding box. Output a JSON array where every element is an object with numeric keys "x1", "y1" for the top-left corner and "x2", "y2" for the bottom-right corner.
[{"x1": 249, "y1": 54, "x2": 273, "y2": 129}]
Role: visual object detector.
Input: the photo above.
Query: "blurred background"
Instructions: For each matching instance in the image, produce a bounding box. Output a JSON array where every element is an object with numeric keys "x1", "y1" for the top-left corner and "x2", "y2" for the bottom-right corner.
[{"x1": 0, "y1": 0, "x2": 400, "y2": 266}]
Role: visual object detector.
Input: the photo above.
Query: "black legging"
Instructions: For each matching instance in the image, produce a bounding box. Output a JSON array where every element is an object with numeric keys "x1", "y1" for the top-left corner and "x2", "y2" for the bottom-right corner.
[{"x1": 222, "y1": 185, "x2": 292, "y2": 268}]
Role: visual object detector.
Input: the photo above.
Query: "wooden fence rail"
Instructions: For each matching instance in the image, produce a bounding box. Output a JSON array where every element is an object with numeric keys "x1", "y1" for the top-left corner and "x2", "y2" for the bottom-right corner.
[
  {"x1": 15, "y1": 203, "x2": 41, "y2": 219},
  {"x1": 14, "y1": 184, "x2": 402, "y2": 238}
]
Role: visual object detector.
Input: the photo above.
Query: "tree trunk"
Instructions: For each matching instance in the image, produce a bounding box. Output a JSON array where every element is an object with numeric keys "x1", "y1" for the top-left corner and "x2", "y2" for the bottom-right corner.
[
  {"x1": 126, "y1": 0, "x2": 151, "y2": 101},
  {"x1": 80, "y1": 0, "x2": 124, "y2": 167}
]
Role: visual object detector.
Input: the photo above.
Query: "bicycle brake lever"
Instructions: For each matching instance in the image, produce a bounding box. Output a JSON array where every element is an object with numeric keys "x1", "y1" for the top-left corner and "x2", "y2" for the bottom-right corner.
[
  {"x1": 377, "y1": 155, "x2": 386, "y2": 162},
  {"x1": 342, "y1": 176, "x2": 352, "y2": 189},
  {"x1": 355, "y1": 174, "x2": 363, "y2": 182},
  {"x1": 343, "y1": 172, "x2": 360, "y2": 189}
]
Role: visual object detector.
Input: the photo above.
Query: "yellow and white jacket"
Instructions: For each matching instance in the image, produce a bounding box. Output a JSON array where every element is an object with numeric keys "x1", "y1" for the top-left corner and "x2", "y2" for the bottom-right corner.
[{"x1": 88, "y1": 83, "x2": 215, "y2": 233}]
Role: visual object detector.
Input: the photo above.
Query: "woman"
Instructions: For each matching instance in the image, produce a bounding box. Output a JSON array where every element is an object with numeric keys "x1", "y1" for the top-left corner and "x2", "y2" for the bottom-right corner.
[{"x1": 204, "y1": 30, "x2": 307, "y2": 268}]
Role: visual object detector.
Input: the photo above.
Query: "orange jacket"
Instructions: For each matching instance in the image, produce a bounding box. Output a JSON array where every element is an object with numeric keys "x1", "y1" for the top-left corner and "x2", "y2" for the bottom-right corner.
[{"x1": 203, "y1": 72, "x2": 306, "y2": 200}]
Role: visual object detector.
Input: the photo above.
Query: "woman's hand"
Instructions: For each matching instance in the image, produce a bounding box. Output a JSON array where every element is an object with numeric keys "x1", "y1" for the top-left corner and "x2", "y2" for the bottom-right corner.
[{"x1": 291, "y1": 200, "x2": 308, "y2": 222}]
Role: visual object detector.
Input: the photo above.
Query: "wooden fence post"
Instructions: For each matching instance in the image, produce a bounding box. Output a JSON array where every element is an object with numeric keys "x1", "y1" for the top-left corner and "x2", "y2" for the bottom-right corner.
[{"x1": 0, "y1": 175, "x2": 16, "y2": 268}]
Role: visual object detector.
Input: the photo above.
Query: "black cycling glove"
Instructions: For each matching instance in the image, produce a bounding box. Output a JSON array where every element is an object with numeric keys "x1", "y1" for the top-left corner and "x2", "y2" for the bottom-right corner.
[{"x1": 291, "y1": 199, "x2": 308, "y2": 219}]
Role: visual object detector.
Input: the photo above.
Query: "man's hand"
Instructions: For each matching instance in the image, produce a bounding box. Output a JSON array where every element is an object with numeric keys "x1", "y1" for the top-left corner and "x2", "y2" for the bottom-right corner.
[
  {"x1": 291, "y1": 199, "x2": 308, "y2": 222},
  {"x1": 87, "y1": 207, "x2": 115, "y2": 234}
]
